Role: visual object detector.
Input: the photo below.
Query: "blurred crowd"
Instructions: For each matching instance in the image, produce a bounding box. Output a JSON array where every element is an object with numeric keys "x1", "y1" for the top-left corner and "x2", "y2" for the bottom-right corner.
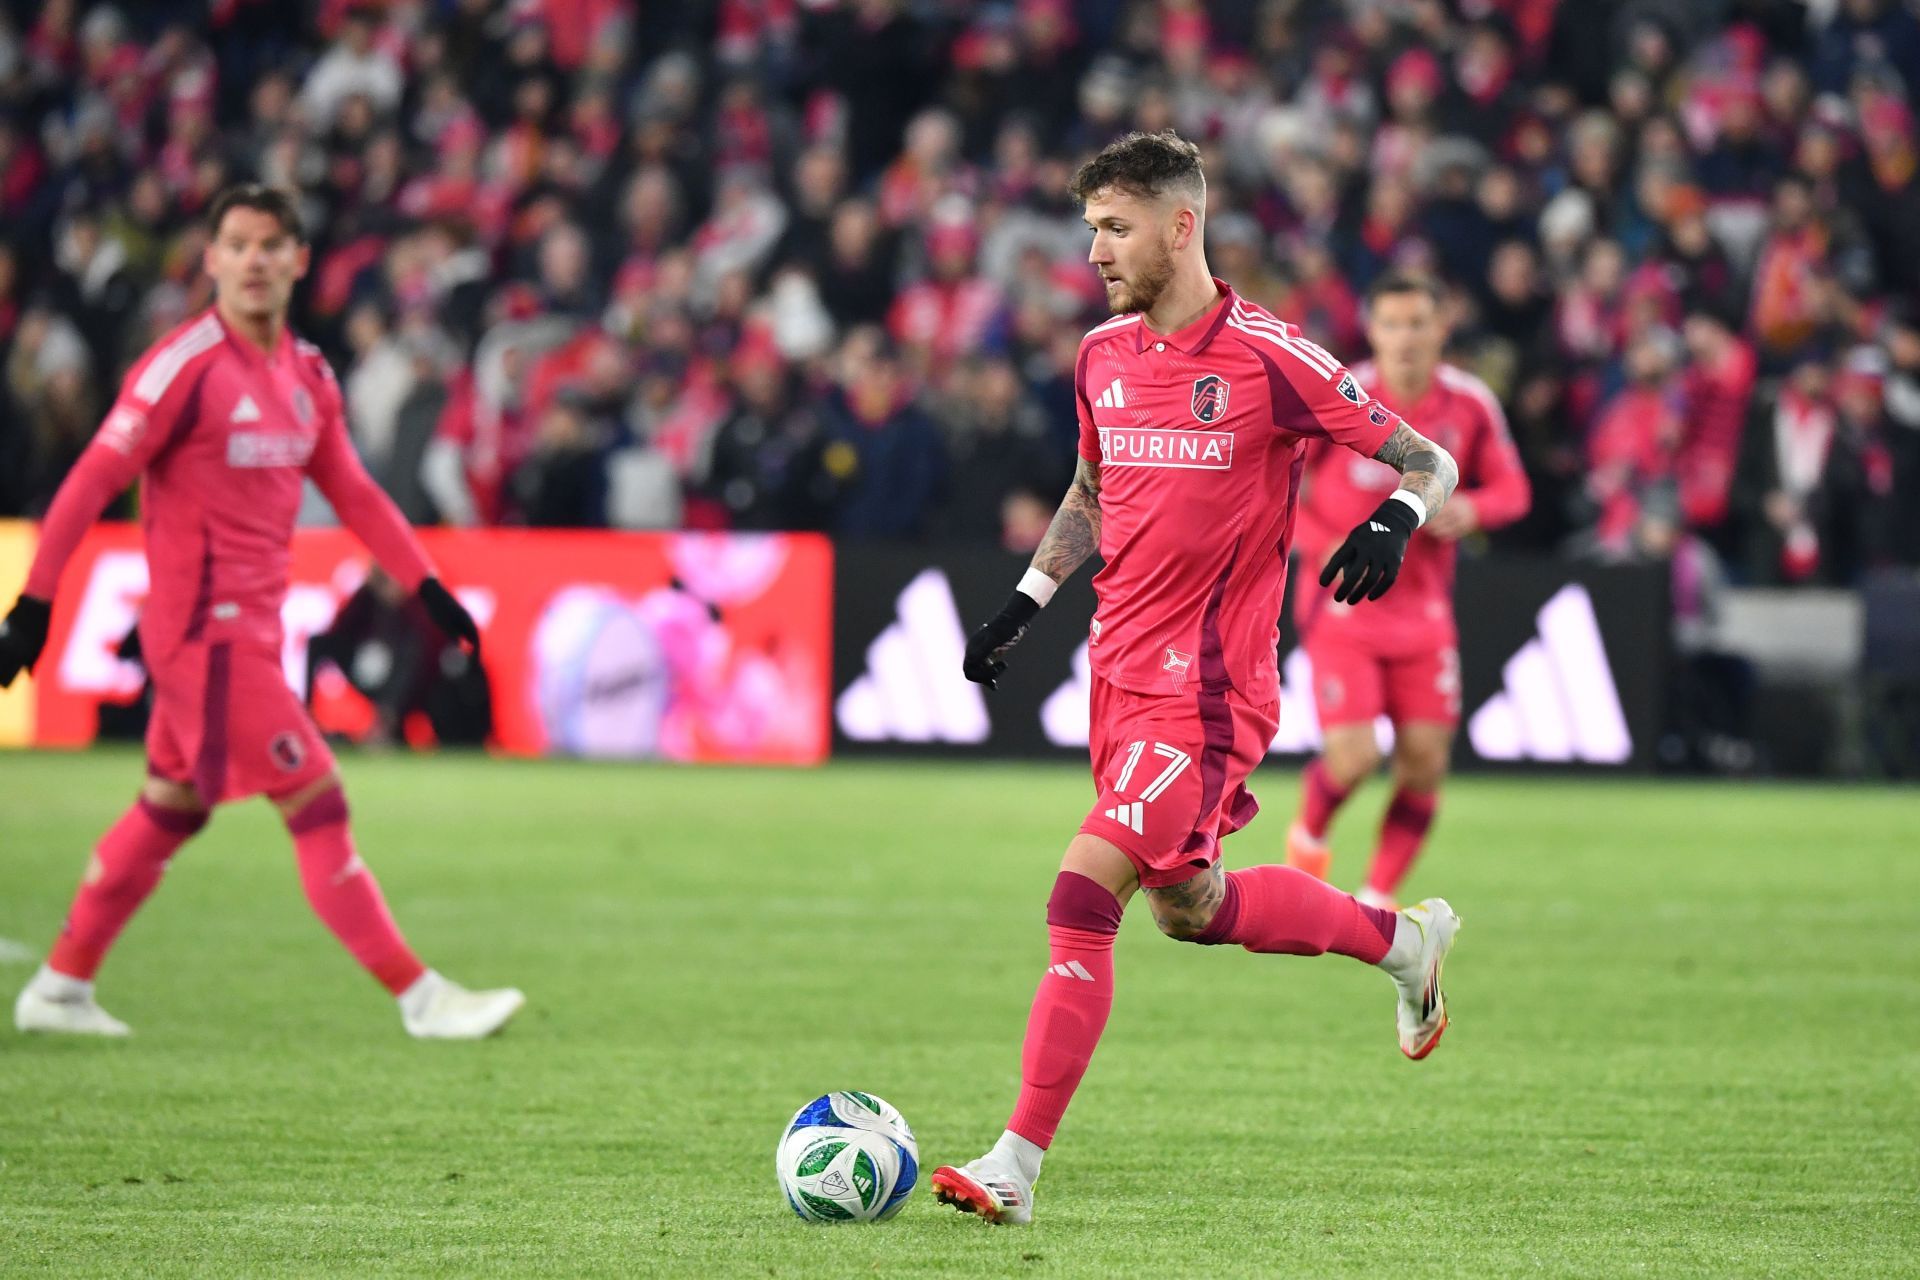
[{"x1": 3, "y1": 0, "x2": 1920, "y2": 587}]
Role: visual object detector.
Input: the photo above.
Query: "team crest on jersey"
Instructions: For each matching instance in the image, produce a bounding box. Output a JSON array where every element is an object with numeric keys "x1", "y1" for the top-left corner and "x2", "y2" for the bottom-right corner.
[
  {"x1": 269, "y1": 732, "x2": 306, "y2": 772},
  {"x1": 291, "y1": 386, "x2": 315, "y2": 426},
  {"x1": 1368, "y1": 403, "x2": 1390, "y2": 427},
  {"x1": 1190, "y1": 374, "x2": 1230, "y2": 423},
  {"x1": 1337, "y1": 372, "x2": 1366, "y2": 404}
]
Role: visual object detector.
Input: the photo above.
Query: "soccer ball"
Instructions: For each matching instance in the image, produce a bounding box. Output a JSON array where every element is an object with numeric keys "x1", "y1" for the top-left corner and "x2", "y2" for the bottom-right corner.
[{"x1": 776, "y1": 1092, "x2": 919, "y2": 1222}]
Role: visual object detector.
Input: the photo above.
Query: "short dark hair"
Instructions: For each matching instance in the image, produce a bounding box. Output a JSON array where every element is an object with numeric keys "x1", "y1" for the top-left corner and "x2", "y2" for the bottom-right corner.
[
  {"x1": 1366, "y1": 270, "x2": 1443, "y2": 307},
  {"x1": 1069, "y1": 130, "x2": 1205, "y2": 206},
  {"x1": 207, "y1": 183, "x2": 306, "y2": 244}
]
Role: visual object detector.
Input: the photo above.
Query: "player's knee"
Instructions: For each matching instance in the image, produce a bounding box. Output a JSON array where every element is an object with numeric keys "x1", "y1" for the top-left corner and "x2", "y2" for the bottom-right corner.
[
  {"x1": 1323, "y1": 738, "x2": 1381, "y2": 787},
  {"x1": 1153, "y1": 906, "x2": 1214, "y2": 942},
  {"x1": 1046, "y1": 871, "x2": 1125, "y2": 936},
  {"x1": 136, "y1": 796, "x2": 209, "y2": 841},
  {"x1": 141, "y1": 776, "x2": 207, "y2": 817},
  {"x1": 282, "y1": 782, "x2": 349, "y2": 834},
  {"x1": 1394, "y1": 741, "x2": 1451, "y2": 793},
  {"x1": 1145, "y1": 869, "x2": 1226, "y2": 942}
]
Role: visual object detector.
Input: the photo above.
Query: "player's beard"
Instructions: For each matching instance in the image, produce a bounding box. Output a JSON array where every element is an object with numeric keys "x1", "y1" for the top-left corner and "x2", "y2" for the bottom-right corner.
[{"x1": 1107, "y1": 237, "x2": 1176, "y2": 315}]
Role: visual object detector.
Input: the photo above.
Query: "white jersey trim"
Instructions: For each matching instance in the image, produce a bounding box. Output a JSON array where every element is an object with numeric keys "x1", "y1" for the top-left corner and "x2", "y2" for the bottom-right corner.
[
  {"x1": 131, "y1": 314, "x2": 222, "y2": 406},
  {"x1": 1227, "y1": 304, "x2": 1340, "y2": 377},
  {"x1": 1085, "y1": 313, "x2": 1143, "y2": 339}
]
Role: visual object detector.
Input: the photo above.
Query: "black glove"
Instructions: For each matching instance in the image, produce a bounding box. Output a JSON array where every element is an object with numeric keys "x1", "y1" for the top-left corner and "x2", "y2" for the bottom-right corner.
[
  {"x1": 0, "y1": 595, "x2": 52, "y2": 688},
  {"x1": 418, "y1": 577, "x2": 481, "y2": 659},
  {"x1": 962, "y1": 589, "x2": 1042, "y2": 689},
  {"x1": 1320, "y1": 497, "x2": 1419, "y2": 604}
]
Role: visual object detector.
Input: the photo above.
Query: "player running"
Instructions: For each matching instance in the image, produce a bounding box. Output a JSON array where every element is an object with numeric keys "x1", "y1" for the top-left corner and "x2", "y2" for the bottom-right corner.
[
  {"x1": 933, "y1": 132, "x2": 1462, "y2": 1225},
  {"x1": 0, "y1": 185, "x2": 523, "y2": 1040},
  {"x1": 1286, "y1": 272, "x2": 1531, "y2": 907}
]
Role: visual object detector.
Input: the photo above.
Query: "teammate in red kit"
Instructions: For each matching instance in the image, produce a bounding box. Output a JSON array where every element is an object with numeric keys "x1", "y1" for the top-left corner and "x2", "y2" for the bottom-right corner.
[
  {"x1": 1285, "y1": 273, "x2": 1531, "y2": 908},
  {"x1": 933, "y1": 133, "x2": 1463, "y2": 1225},
  {"x1": 0, "y1": 185, "x2": 524, "y2": 1040}
]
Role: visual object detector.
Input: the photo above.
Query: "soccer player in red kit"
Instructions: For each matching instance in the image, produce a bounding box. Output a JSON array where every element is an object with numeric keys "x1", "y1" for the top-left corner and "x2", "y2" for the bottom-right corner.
[
  {"x1": 0, "y1": 186, "x2": 523, "y2": 1040},
  {"x1": 933, "y1": 133, "x2": 1463, "y2": 1225},
  {"x1": 1285, "y1": 273, "x2": 1531, "y2": 908}
]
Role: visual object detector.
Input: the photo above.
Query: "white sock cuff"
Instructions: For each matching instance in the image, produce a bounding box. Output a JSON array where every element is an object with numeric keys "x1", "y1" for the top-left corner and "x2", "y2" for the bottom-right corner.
[
  {"x1": 32, "y1": 964, "x2": 91, "y2": 999},
  {"x1": 397, "y1": 969, "x2": 442, "y2": 1015},
  {"x1": 990, "y1": 1129, "x2": 1046, "y2": 1183}
]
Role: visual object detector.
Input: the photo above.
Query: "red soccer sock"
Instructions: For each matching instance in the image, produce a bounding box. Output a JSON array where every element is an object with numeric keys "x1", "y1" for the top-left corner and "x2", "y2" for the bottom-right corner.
[
  {"x1": 47, "y1": 799, "x2": 207, "y2": 980},
  {"x1": 1193, "y1": 864, "x2": 1396, "y2": 963},
  {"x1": 286, "y1": 788, "x2": 426, "y2": 995},
  {"x1": 1366, "y1": 788, "x2": 1438, "y2": 898},
  {"x1": 1005, "y1": 872, "x2": 1124, "y2": 1150},
  {"x1": 1298, "y1": 758, "x2": 1356, "y2": 841}
]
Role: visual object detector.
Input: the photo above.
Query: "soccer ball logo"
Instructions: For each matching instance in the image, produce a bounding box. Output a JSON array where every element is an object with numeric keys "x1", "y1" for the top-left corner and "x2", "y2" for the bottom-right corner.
[
  {"x1": 1190, "y1": 374, "x2": 1230, "y2": 423},
  {"x1": 776, "y1": 1091, "x2": 919, "y2": 1223}
]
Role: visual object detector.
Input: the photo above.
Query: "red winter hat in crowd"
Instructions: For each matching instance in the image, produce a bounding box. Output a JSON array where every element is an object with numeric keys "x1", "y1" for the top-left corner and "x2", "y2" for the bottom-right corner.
[{"x1": 1388, "y1": 48, "x2": 1445, "y2": 98}]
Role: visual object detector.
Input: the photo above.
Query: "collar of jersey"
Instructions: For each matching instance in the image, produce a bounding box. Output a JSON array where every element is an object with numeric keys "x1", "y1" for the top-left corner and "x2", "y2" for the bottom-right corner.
[
  {"x1": 1136, "y1": 277, "x2": 1237, "y2": 355},
  {"x1": 211, "y1": 306, "x2": 291, "y2": 367}
]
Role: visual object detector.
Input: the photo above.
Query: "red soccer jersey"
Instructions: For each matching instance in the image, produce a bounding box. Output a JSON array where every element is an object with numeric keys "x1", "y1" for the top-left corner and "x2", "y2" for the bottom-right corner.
[
  {"x1": 1075, "y1": 280, "x2": 1403, "y2": 704},
  {"x1": 1293, "y1": 362, "x2": 1530, "y2": 636},
  {"x1": 26, "y1": 309, "x2": 434, "y2": 660}
]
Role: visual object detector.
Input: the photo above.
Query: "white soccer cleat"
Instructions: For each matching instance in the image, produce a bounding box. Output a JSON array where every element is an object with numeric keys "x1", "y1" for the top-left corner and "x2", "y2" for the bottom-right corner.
[
  {"x1": 399, "y1": 971, "x2": 525, "y2": 1040},
  {"x1": 14, "y1": 968, "x2": 132, "y2": 1037},
  {"x1": 1389, "y1": 897, "x2": 1459, "y2": 1060},
  {"x1": 930, "y1": 1155, "x2": 1034, "y2": 1225}
]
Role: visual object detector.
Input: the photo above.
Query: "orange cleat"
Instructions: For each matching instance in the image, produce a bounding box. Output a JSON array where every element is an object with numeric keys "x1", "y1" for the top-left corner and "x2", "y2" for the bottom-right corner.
[
  {"x1": 1286, "y1": 821, "x2": 1332, "y2": 881},
  {"x1": 930, "y1": 1161, "x2": 1031, "y2": 1224}
]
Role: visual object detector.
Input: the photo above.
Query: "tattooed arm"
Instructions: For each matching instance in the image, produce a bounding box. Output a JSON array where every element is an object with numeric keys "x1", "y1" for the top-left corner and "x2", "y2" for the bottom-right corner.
[
  {"x1": 1032, "y1": 455, "x2": 1104, "y2": 585},
  {"x1": 1372, "y1": 422, "x2": 1459, "y2": 523},
  {"x1": 960, "y1": 455, "x2": 1103, "y2": 687},
  {"x1": 1319, "y1": 423, "x2": 1461, "y2": 605}
]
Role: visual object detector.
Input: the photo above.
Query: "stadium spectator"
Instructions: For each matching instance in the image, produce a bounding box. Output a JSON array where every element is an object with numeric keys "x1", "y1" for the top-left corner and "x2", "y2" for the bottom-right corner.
[{"x1": 821, "y1": 334, "x2": 945, "y2": 539}]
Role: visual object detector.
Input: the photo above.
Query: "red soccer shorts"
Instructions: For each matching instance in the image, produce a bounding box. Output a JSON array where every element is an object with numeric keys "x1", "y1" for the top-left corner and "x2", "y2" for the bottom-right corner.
[
  {"x1": 1079, "y1": 676, "x2": 1280, "y2": 889},
  {"x1": 1305, "y1": 624, "x2": 1462, "y2": 730},
  {"x1": 146, "y1": 640, "x2": 338, "y2": 804}
]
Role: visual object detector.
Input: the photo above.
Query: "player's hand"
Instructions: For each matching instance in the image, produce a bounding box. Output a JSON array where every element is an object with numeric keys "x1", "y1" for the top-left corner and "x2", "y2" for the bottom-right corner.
[
  {"x1": 1425, "y1": 494, "x2": 1478, "y2": 541},
  {"x1": 0, "y1": 595, "x2": 52, "y2": 688},
  {"x1": 962, "y1": 590, "x2": 1042, "y2": 689},
  {"x1": 418, "y1": 577, "x2": 482, "y2": 659},
  {"x1": 1320, "y1": 498, "x2": 1419, "y2": 604}
]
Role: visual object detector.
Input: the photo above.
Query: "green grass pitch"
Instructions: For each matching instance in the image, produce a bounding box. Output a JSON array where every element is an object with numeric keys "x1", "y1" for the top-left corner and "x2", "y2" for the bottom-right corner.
[{"x1": 1, "y1": 749, "x2": 1915, "y2": 1277}]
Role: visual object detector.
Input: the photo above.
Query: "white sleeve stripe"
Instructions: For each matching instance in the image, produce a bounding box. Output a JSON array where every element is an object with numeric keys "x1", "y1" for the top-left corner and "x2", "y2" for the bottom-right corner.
[
  {"x1": 1088, "y1": 313, "x2": 1142, "y2": 335},
  {"x1": 1228, "y1": 314, "x2": 1336, "y2": 376},
  {"x1": 1231, "y1": 306, "x2": 1339, "y2": 371},
  {"x1": 1228, "y1": 307, "x2": 1340, "y2": 376},
  {"x1": 131, "y1": 315, "x2": 222, "y2": 404},
  {"x1": 1226, "y1": 315, "x2": 1342, "y2": 379}
]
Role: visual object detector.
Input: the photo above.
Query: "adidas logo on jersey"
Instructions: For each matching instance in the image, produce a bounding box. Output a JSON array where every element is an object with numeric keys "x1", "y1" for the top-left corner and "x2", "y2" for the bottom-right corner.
[
  {"x1": 1101, "y1": 801, "x2": 1144, "y2": 833},
  {"x1": 230, "y1": 395, "x2": 262, "y2": 423},
  {"x1": 836, "y1": 569, "x2": 990, "y2": 744},
  {"x1": 1093, "y1": 377, "x2": 1127, "y2": 409},
  {"x1": 1048, "y1": 960, "x2": 1096, "y2": 981},
  {"x1": 1468, "y1": 585, "x2": 1631, "y2": 763}
]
